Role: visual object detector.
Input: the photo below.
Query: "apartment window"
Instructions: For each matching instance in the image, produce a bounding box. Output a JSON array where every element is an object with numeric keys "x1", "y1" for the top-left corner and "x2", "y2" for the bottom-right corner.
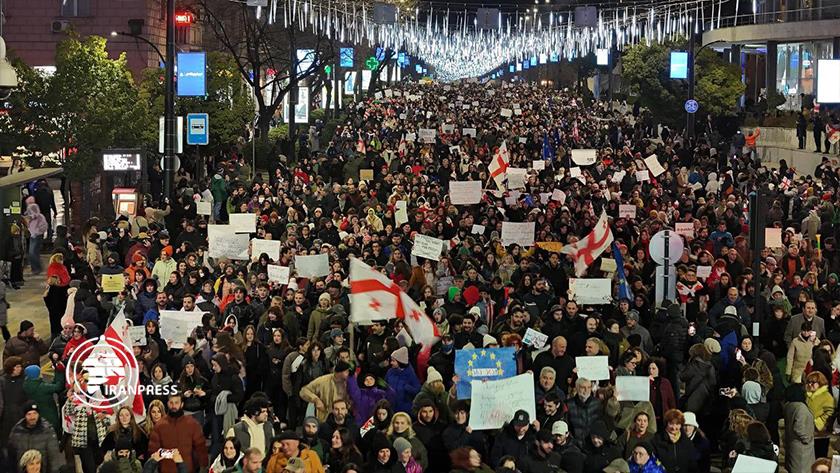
[{"x1": 60, "y1": 0, "x2": 91, "y2": 17}]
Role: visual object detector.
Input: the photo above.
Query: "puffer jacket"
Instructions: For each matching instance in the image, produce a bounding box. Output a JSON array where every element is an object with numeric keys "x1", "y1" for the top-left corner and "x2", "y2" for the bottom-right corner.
[
  {"x1": 566, "y1": 394, "x2": 604, "y2": 445},
  {"x1": 384, "y1": 366, "x2": 421, "y2": 414},
  {"x1": 7, "y1": 417, "x2": 65, "y2": 473},
  {"x1": 680, "y1": 357, "x2": 716, "y2": 413},
  {"x1": 651, "y1": 430, "x2": 698, "y2": 473},
  {"x1": 489, "y1": 423, "x2": 534, "y2": 467}
]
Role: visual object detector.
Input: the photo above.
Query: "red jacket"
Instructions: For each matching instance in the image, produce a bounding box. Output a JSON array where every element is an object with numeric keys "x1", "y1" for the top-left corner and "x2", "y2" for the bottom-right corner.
[
  {"x1": 47, "y1": 262, "x2": 71, "y2": 286},
  {"x1": 148, "y1": 414, "x2": 208, "y2": 473}
]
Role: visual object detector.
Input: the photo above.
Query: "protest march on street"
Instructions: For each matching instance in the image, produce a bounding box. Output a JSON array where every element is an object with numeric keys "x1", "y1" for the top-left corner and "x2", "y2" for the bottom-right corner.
[{"x1": 3, "y1": 78, "x2": 839, "y2": 473}]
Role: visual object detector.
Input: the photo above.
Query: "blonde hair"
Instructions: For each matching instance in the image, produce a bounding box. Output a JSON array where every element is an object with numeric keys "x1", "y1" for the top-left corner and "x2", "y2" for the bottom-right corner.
[
  {"x1": 386, "y1": 412, "x2": 416, "y2": 439},
  {"x1": 728, "y1": 409, "x2": 754, "y2": 438},
  {"x1": 19, "y1": 449, "x2": 41, "y2": 468},
  {"x1": 146, "y1": 399, "x2": 166, "y2": 434},
  {"x1": 49, "y1": 253, "x2": 64, "y2": 265}
]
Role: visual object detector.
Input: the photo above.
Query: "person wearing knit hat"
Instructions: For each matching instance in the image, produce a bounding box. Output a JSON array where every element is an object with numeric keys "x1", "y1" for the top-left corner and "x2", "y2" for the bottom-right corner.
[
  {"x1": 24, "y1": 364, "x2": 40, "y2": 380},
  {"x1": 386, "y1": 346, "x2": 421, "y2": 414},
  {"x1": 425, "y1": 366, "x2": 443, "y2": 384},
  {"x1": 482, "y1": 334, "x2": 498, "y2": 348},
  {"x1": 703, "y1": 338, "x2": 721, "y2": 354},
  {"x1": 393, "y1": 436, "x2": 412, "y2": 455},
  {"x1": 6, "y1": 320, "x2": 46, "y2": 367}
]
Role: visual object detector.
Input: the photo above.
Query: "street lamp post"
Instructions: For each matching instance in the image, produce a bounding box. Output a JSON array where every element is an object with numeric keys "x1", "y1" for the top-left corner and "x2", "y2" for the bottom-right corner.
[
  {"x1": 110, "y1": 31, "x2": 166, "y2": 65},
  {"x1": 163, "y1": 0, "x2": 176, "y2": 199}
]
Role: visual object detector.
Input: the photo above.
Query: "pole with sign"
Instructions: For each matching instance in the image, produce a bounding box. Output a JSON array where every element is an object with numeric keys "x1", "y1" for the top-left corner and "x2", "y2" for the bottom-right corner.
[{"x1": 186, "y1": 113, "x2": 209, "y2": 145}]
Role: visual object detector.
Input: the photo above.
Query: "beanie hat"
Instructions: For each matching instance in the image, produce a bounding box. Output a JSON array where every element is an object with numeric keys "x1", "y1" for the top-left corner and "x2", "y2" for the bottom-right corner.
[
  {"x1": 463, "y1": 286, "x2": 480, "y2": 306},
  {"x1": 393, "y1": 437, "x2": 412, "y2": 454},
  {"x1": 482, "y1": 334, "x2": 498, "y2": 347},
  {"x1": 704, "y1": 338, "x2": 721, "y2": 354},
  {"x1": 24, "y1": 365, "x2": 41, "y2": 380},
  {"x1": 319, "y1": 292, "x2": 331, "y2": 304},
  {"x1": 115, "y1": 435, "x2": 133, "y2": 452},
  {"x1": 371, "y1": 432, "x2": 391, "y2": 452},
  {"x1": 391, "y1": 346, "x2": 409, "y2": 365},
  {"x1": 19, "y1": 320, "x2": 34, "y2": 334},
  {"x1": 24, "y1": 403, "x2": 39, "y2": 414},
  {"x1": 303, "y1": 416, "x2": 319, "y2": 427},
  {"x1": 426, "y1": 366, "x2": 443, "y2": 384},
  {"x1": 724, "y1": 305, "x2": 738, "y2": 316},
  {"x1": 161, "y1": 245, "x2": 173, "y2": 257}
]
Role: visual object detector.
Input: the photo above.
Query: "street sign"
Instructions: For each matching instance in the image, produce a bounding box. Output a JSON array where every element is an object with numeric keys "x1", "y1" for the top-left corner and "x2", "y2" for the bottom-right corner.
[
  {"x1": 158, "y1": 116, "x2": 184, "y2": 154},
  {"x1": 684, "y1": 99, "x2": 699, "y2": 114},
  {"x1": 160, "y1": 155, "x2": 181, "y2": 173},
  {"x1": 186, "y1": 113, "x2": 209, "y2": 145},
  {"x1": 649, "y1": 230, "x2": 684, "y2": 266}
]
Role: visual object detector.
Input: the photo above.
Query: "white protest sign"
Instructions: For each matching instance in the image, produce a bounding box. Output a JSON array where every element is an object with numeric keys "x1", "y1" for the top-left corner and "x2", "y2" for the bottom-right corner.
[
  {"x1": 209, "y1": 232, "x2": 250, "y2": 260},
  {"x1": 127, "y1": 326, "x2": 147, "y2": 346},
  {"x1": 469, "y1": 373, "x2": 536, "y2": 430},
  {"x1": 500, "y1": 108, "x2": 513, "y2": 118},
  {"x1": 611, "y1": 170, "x2": 627, "y2": 183},
  {"x1": 419, "y1": 128, "x2": 436, "y2": 143},
  {"x1": 551, "y1": 189, "x2": 566, "y2": 203},
  {"x1": 619, "y1": 204, "x2": 636, "y2": 219},
  {"x1": 600, "y1": 258, "x2": 617, "y2": 273},
  {"x1": 295, "y1": 254, "x2": 330, "y2": 278},
  {"x1": 732, "y1": 454, "x2": 778, "y2": 473},
  {"x1": 251, "y1": 239, "x2": 282, "y2": 261},
  {"x1": 449, "y1": 181, "x2": 482, "y2": 205},
  {"x1": 571, "y1": 149, "x2": 597, "y2": 166},
  {"x1": 471, "y1": 224, "x2": 486, "y2": 235},
  {"x1": 405, "y1": 133, "x2": 417, "y2": 142},
  {"x1": 636, "y1": 171, "x2": 650, "y2": 182},
  {"x1": 569, "y1": 167, "x2": 582, "y2": 178},
  {"x1": 412, "y1": 234, "x2": 445, "y2": 261},
  {"x1": 229, "y1": 213, "x2": 257, "y2": 233},
  {"x1": 765, "y1": 228, "x2": 783, "y2": 248},
  {"x1": 395, "y1": 200, "x2": 409, "y2": 226},
  {"x1": 384, "y1": 89, "x2": 393, "y2": 98},
  {"x1": 518, "y1": 137, "x2": 527, "y2": 144},
  {"x1": 523, "y1": 328, "x2": 549, "y2": 349},
  {"x1": 196, "y1": 201, "x2": 212, "y2": 216},
  {"x1": 463, "y1": 128, "x2": 477, "y2": 137},
  {"x1": 159, "y1": 310, "x2": 204, "y2": 345},
  {"x1": 644, "y1": 154, "x2": 666, "y2": 177},
  {"x1": 442, "y1": 124, "x2": 455, "y2": 134},
  {"x1": 501, "y1": 221, "x2": 535, "y2": 247},
  {"x1": 575, "y1": 356, "x2": 610, "y2": 381},
  {"x1": 616, "y1": 376, "x2": 651, "y2": 401},
  {"x1": 374, "y1": 91, "x2": 382, "y2": 99},
  {"x1": 532, "y1": 160, "x2": 545, "y2": 171},
  {"x1": 507, "y1": 168, "x2": 527, "y2": 189},
  {"x1": 696, "y1": 266, "x2": 712, "y2": 279},
  {"x1": 675, "y1": 223, "x2": 695, "y2": 238},
  {"x1": 267, "y1": 265, "x2": 291, "y2": 284},
  {"x1": 569, "y1": 278, "x2": 612, "y2": 304}
]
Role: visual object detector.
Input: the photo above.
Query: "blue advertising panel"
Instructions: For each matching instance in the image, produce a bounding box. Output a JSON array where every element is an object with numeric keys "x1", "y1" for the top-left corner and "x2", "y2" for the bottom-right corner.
[
  {"x1": 340, "y1": 48, "x2": 354, "y2": 68},
  {"x1": 523, "y1": 59, "x2": 530, "y2": 70},
  {"x1": 454, "y1": 347, "x2": 517, "y2": 399},
  {"x1": 550, "y1": 53, "x2": 559, "y2": 62},
  {"x1": 509, "y1": 64, "x2": 515, "y2": 73},
  {"x1": 398, "y1": 52, "x2": 407, "y2": 67},
  {"x1": 375, "y1": 47, "x2": 386, "y2": 61},
  {"x1": 176, "y1": 52, "x2": 206, "y2": 97},
  {"x1": 670, "y1": 51, "x2": 689, "y2": 79}
]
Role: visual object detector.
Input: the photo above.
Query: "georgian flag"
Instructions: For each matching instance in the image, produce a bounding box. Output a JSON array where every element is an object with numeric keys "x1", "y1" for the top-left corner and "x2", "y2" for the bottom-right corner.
[
  {"x1": 488, "y1": 141, "x2": 510, "y2": 190},
  {"x1": 561, "y1": 211, "x2": 614, "y2": 276}
]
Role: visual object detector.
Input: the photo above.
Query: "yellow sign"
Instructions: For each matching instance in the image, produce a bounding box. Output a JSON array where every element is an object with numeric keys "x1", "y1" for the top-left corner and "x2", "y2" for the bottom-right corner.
[
  {"x1": 101, "y1": 274, "x2": 124, "y2": 293},
  {"x1": 536, "y1": 241, "x2": 564, "y2": 252},
  {"x1": 360, "y1": 169, "x2": 374, "y2": 181}
]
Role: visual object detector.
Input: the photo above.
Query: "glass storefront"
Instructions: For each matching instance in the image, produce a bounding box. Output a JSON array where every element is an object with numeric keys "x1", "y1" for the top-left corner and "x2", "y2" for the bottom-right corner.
[{"x1": 776, "y1": 41, "x2": 834, "y2": 109}]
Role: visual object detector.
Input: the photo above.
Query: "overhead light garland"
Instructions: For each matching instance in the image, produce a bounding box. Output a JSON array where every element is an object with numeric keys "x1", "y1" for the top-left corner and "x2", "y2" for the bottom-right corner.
[{"x1": 256, "y1": 0, "x2": 723, "y2": 81}]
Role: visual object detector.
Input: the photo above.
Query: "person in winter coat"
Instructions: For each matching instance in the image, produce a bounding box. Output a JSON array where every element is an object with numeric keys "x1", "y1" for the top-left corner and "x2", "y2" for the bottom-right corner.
[
  {"x1": 805, "y1": 371, "x2": 835, "y2": 458},
  {"x1": 208, "y1": 353, "x2": 245, "y2": 458},
  {"x1": 265, "y1": 430, "x2": 325, "y2": 473},
  {"x1": 0, "y1": 356, "x2": 26, "y2": 446},
  {"x1": 347, "y1": 371, "x2": 395, "y2": 423},
  {"x1": 680, "y1": 344, "x2": 717, "y2": 414},
  {"x1": 22, "y1": 365, "x2": 64, "y2": 436},
  {"x1": 582, "y1": 421, "x2": 621, "y2": 473},
  {"x1": 7, "y1": 403, "x2": 64, "y2": 473},
  {"x1": 24, "y1": 203, "x2": 47, "y2": 274},
  {"x1": 651, "y1": 409, "x2": 697, "y2": 473},
  {"x1": 209, "y1": 437, "x2": 243, "y2": 473},
  {"x1": 617, "y1": 411, "x2": 655, "y2": 458},
  {"x1": 385, "y1": 412, "x2": 428, "y2": 471},
  {"x1": 788, "y1": 321, "x2": 819, "y2": 384},
  {"x1": 489, "y1": 410, "x2": 535, "y2": 467},
  {"x1": 411, "y1": 366, "x2": 452, "y2": 423},
  {"x1": 628, "y1": 442, "x2": 666, "y2": 473},
  {"x1": 519, "y1": 430, "x2": 565, "y2": 473},
  {"x1": 299, "y1": 361, "x2": 352, "y2": 422},
  {"x1": 391, "y1": 436, "x2": 423, "y2": 473},
  {"x1": 442, "y1": 401, "x2": 488, "y2": 457},
  {"x1": 366, "y1": 432, "x2": 396, "y2": 473},
  {"x1": 384, "y1": 347, "x2": 421, "y2": 415},
  {"x1": 683, "y1": 412, "x2": 711, "y2": 473},
  {"x1": 308, "y1": 293, "x2": 334, "y2": 340},
  {"x1": 100, "y1": 436, "x2": 143, "y2": 473},
  {"x1": 566, "y1": 378, "x2": 604, "y2": 445},
  {"x1": 45, "y1": 253, "x2": 70, "y2": 287},
  {"x1": 42, "y1": 275, "x2": 67, "y2": 339},
  {"x1": 135, "y1": 279, "x2": 160, "y2": 325},
  {"x1": 784, "y1": 383, "x2": 815, "y2": 473},
  {"x1": 3, "y1": 321, "x2": 48, "y2": 367},
  {"x1": 148, "y1": 393, "x2": 209, "y2": 473}
]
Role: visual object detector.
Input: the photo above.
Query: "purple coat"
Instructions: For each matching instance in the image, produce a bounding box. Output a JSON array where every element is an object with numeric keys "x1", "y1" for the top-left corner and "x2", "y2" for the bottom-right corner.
[{"x1": 347, "y1": 374, "x2": 395, "y2": 422}]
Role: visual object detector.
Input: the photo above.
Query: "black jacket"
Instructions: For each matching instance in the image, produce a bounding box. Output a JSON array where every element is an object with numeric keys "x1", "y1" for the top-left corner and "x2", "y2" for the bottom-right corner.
[
  {"x1": 519, "y1": 446, "x2": 565, "y2": 473},
  {"x1": 651, "y1": 430, "x2": 699, "y2": 473},
  {"x1": 489, "y1": 423, "x2": 535, "y2": 467}
]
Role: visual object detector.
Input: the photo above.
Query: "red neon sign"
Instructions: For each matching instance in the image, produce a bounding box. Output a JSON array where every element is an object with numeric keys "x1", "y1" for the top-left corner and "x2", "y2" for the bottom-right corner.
[{"x1": 174, "y1": 12, "x2": 194, "y2": 26}]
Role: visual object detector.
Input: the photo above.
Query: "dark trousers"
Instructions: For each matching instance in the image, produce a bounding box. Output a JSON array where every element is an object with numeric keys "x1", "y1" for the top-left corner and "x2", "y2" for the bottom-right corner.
[
  {"x1": 815, "y1": 132, "x2": 822, "y2": 152},
  {"x1": 77, "y1": 446, "x2": 101, "y2": 473},
  {"x1": 815, "y1": 437, "x2": 830, "y2": 458},
  {"x1": 798, "y1": 134, "x2": 806, "y2": 149}
]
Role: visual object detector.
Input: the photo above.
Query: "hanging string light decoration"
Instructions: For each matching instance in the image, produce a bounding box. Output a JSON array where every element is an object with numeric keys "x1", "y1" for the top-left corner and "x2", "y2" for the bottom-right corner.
[{"x1": 258, "y1": 0, "x2": 713, "y2": 81}]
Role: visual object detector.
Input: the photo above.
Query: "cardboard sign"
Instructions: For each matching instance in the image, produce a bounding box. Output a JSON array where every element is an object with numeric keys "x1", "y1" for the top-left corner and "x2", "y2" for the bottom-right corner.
[
  {"x1": 696, "y1": 266, "x2": 712, "y2": 279},
  {"x1": 463, "y1": 128, "x2": 477, "y2": 137},
  {"x1": 295, "y1": 254, "x2": 330, "y2": 278},
  {"x1": 159, "y1": 310, "x2": 204, "y2": 345},
  {"x1": 251, "y1": 239, "x2": 282, "y2": 261},
  {"x1": 359, "y1": 169, "x2": 374, "y2": 181},
  {"x1": 765, "y1": 228, "x2": 783, "y2": 248},
  {"x1": 600, "y1": 258, "x2": 617, "y2": 273},
  {"x1": 500, "y1": 108, "x2": 513, "y2": 118},
  {"x1": 501, "y1": 221, "x2": 535, "y2": 247},
  {"x1": 209, "y1": 232, "x2": 250, "y2": 260},
  {"x1": 532, "y1": 160, "x2": 545, "y2": 170},
  {"x1": 127, "y1": 325, "x2": 147, "y2": 346},
  {"x1": 267, "y1": 265, "x2": 291, "y2": 285},
  {"x1": 569, "y1": 278, "x2": 612, "y2": 304},
  {"x1": 469, "y1": 373, "x2": 536, "y2": 430},
  {"x1": 619, "y1": 204, "x2": 636, "y2": 219},
  {"x1": 535, "y1": 241, "x2": 564, "y2": 252},
  {"x1": 575, "y1": 356, "x2": 610, "y2": 381},
  {"x1": 229, "y1": 213, "x2": 256, "y2": 233},
  {"x1": 471, "y1": 224, "x2": 486, "y2": 234},
  {"x1": 675, "y1": 222, "x2": 695, "y2": 238},
  {"x1": 412, "y1": 234, "x2": 445, "y2": 261},
  {"x1": 449, "y1": 181, "x2": 482, "y2": 205},
  {"x1": 615, "y1": 376, "x2": 650, "y2": 401},
  {"x1": 196, "y1": 201, "x2": 212, "y2": 216},
  {"x1": 419, "y1": 128, "x2": 437, "y2": 143}
]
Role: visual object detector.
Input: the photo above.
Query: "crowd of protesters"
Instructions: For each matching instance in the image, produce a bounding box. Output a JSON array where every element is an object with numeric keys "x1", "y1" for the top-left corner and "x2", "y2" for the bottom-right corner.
[{"x1": 1, "y1": 78, "x2": 838, "y2": 473}]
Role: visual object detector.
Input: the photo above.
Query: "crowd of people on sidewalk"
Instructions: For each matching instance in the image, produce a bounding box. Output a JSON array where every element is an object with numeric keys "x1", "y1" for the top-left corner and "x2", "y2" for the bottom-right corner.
[{"x1": 1, "y1": 78, "x2": 839, "y2": 473}]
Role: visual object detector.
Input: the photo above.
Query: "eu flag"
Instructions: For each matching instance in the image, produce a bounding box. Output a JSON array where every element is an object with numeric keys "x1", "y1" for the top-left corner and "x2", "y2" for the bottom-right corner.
[
  {"x1": 612, "y1": 242, "x2": 633, "y2": 301},
  {"x1": 454, "y1": 347, "x2": 517, "y2": 399},
  {"x1": 542, "y1": 134, "x2": 555, "y2": 161}
]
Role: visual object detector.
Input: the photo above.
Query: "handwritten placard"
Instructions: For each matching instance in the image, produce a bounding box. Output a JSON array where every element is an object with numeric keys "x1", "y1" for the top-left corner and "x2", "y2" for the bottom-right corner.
[
  {"x1": 500, "y1": 108, "x2": 513, "y2": 118},
  {"x1": 471, "y1": 224, "x2": 485, "y2": 235},
  {"x1": 127, "y1": 325, "x2": 147, "y2": 346},
  {"x1": 532, "y1": 160, "x2": 546, "y2": 170},
  {"x1": 159, "y1": 310, "x2": 204, "y2": 345},
  {"x1": 600, "y1": 258, "x2": 618, "y2": 273},
  {"x1": 196, "y1": 201, "x2": 212, "y2": 216},
  {"x1": 419, "y1": 128, "x2": 436, "y2": 143},
  {"x1": 267, "y1": 265, "x2": 291, "y2": 285},
  {"x1": 501, "y1": 221, "x2": 535, "y2": 247},
  {"x1": 209, "y1": 232, "x2": 250, "y2": 260},
  {"x1": 295, "y1": 254, "x2": 330, "y2": 278},
  {"x1": 765, "y1": 228, "x2": 783, "y2": 248},
  {"x1": 732, "y1": 454, "x2": 778, "y2": 473},
  {"x1": 569, "y1": 278, "x2": 612, "y2": 304},
  {"x1": 251, "y1": 239, "x2": 282, "y2": 261},
  {"x1": 463, "y1": 128, "x2": 477, "y2": 137},
  {"x1": 575, "y1": 356, "x2": 610, "y2": 381},
  {"x1": 636, "y1": 171, "x2": 650, "y2": 182},
  {"x1": 101, "y1": 274, "x2": 124, "y2": 293},
  {"x1": 696, "y1": 266, "x2": 712, "y2": 279},
  {"x1": 395, "y1": 200, "x2": 408, "y2": 226},
  {"x1": 675, "y1": 222, "x2": 695, "y2": 238},
  {"x1": 412, "y1": 234, "x2": 444, "y2": 261},
  {"x1": 571, "y1": 149, "x2": 597, "y2": 166},
  {"x1": 360, "y1": 169, "x2": 374, "y2": 181},
  {"x1": 229, "y1": 213, "x2": 256, "y2": 233},
  {"x1": 619, "y1": 204, "x2": 636, "y2": 219},
  {"x1": 615, "y1": 376, "x2": 651, "y2": 401},
  {"x1": 449, "y1": 181, "x2": 482, "y2": 205},
  {"x1": 469, "y1": 373, "x2": 536, "y2": 430},
  {"x1": 644, "y1": 154, "x2": 666, "y2": 177}
]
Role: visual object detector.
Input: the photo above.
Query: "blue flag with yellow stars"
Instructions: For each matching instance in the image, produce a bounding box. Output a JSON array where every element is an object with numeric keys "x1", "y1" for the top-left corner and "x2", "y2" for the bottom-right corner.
[{"x1": 454, "y1": 347, "x2": 517, "y2": 399}]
